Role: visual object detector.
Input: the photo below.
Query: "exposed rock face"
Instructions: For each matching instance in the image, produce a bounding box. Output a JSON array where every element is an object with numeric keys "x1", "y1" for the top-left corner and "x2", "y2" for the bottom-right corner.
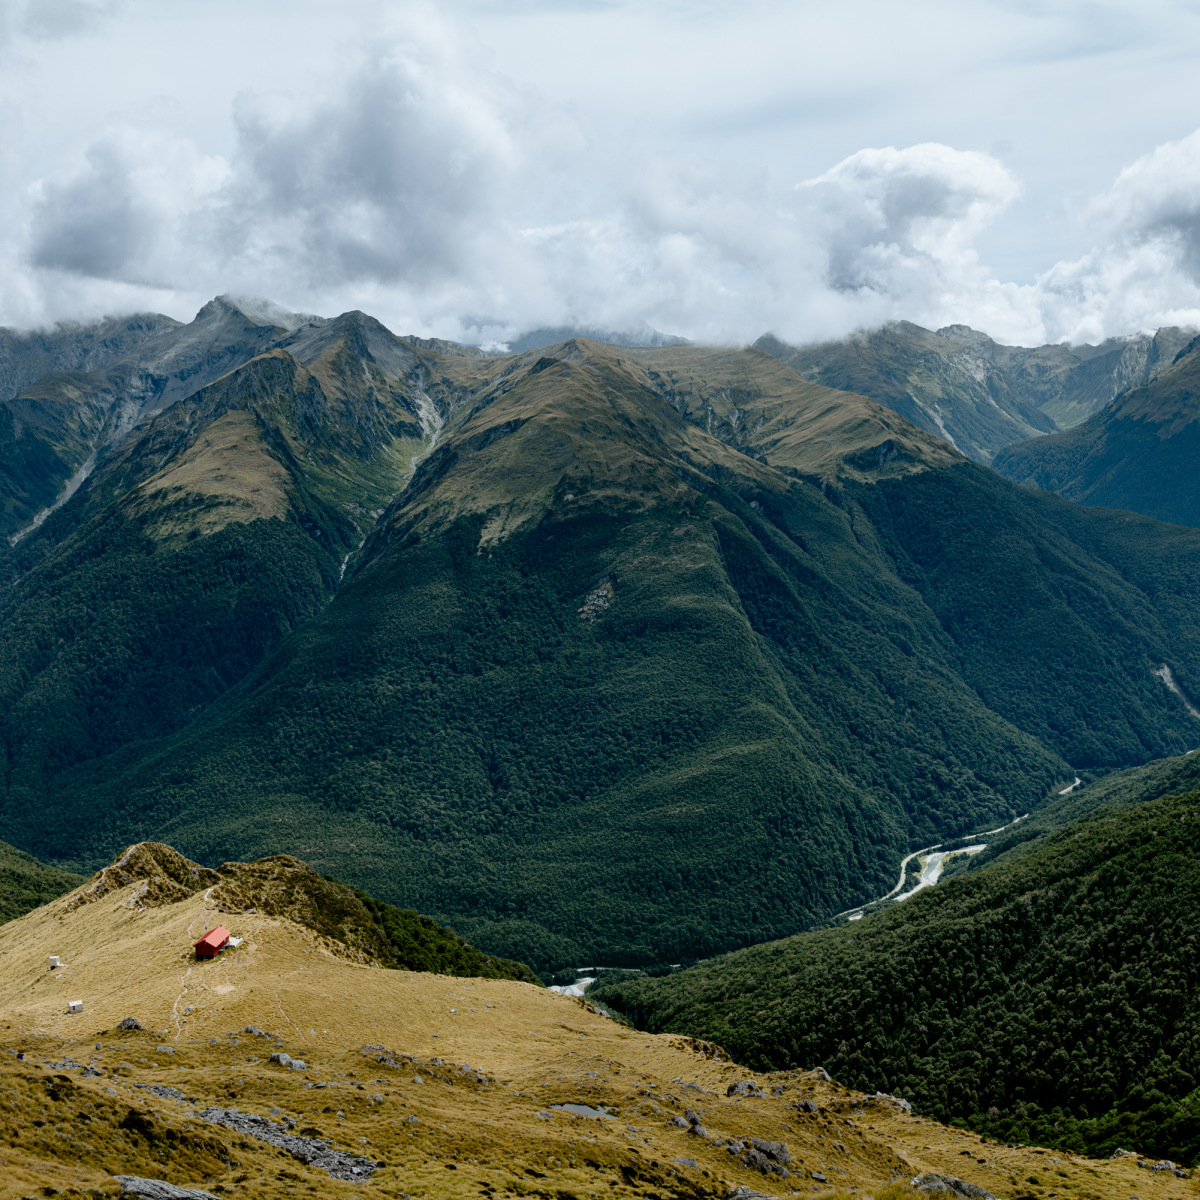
[
  {"x1": 741, "y1": 1138, "x2": 790, "y2": 1177},
  {"x1": 748, "y1": 1138, "x2": 791, "y2": 1168},
  {"x1": 868, "y1": 1090, "x2": 912, "y2": 1113},
  {"x1": 0, "y1": 313, "x2": 181, "y2": 406},
  {"x1": 269, "y1": 1051, "x2": 307, "y2": 1070},
  {"x1": 757, "y1": 321, "x2": 1197, "y2": 463},
  {"x1": 577, "y1": 577, "x2": 615, "y2": 621},
  {"x1": 993, "y1": 340, "x2": 1200, "y2": 529},
  {"x1": 132, "y1": 1083, "x2": 191, "y2": 1102}
]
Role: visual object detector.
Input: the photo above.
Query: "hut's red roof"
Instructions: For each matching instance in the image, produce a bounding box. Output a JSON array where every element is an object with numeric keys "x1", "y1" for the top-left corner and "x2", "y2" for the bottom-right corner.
[{"x1": 194, "y1": 926, "x2": 231, "y2": 951}]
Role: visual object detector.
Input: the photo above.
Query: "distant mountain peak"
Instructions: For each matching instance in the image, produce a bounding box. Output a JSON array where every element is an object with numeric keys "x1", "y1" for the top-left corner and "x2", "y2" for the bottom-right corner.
[
  {"x1": 499, "y1": 323, "x2": 690, "y2": 355},
  {"x1": 199, "y1": 294, "x2": 320, "y2": 332}
]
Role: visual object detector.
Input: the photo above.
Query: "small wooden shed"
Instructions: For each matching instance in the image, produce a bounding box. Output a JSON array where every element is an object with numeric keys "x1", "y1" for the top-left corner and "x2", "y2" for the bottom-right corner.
[{"x1": 194, "y1": 926, "x2": 232, "y2": 958}]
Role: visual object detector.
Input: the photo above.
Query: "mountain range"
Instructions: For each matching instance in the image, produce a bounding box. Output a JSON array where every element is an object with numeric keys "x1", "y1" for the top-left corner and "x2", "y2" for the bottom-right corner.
[
  {"x1": 4, "y1": 300, "x2": 1200, "y2": 975},
  {"x1": 758, "y1": 321, "x2": 1194, "y2": 464},
  {"x1": 993, "y1": 336, "x2": 1200, "y2": 528}
]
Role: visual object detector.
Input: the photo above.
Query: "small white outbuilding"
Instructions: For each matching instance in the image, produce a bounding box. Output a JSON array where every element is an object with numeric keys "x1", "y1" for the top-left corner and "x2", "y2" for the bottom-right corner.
[
  {"x1": 67, "y1": 1000, "x2": 82, "y2": 1014},
  {"x1": 48, "y1": 956, "x2": 60, "y2": 969}
]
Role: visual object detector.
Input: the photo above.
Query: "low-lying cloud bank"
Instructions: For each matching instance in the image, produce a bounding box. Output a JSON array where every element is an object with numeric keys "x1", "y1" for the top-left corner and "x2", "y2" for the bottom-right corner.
[{"x1": 9, "y1": 12, "x2": 1200, "y2": 349}]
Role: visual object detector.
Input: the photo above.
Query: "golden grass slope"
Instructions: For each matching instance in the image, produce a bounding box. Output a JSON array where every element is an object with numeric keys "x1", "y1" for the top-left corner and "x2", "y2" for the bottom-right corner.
[
  {"x1": 365, "y1": 338, "x2": 957, "y2": 556},
  {"x1": 1, "y1": 846, "x2": 1194, "y2": 1200}
]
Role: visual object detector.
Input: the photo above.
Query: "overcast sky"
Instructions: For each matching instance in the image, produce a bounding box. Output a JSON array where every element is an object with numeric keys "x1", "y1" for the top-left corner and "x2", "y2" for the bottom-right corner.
[{"x1": 4, "y1": 0, "x2": 1200, "y2": 347}]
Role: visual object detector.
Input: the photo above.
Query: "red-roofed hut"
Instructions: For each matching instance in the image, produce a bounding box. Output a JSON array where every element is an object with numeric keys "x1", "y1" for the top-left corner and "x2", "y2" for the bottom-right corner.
[{"x1": 194, "y1": 926, "x2": 231, "y2": 958}]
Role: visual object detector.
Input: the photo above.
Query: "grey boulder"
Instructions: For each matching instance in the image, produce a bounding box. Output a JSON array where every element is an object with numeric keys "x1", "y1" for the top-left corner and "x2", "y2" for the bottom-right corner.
[
  {"x1": 749, "y1": 1139, "x2": 791, "y2": 1168},
  {"x1": 113, "y1": 1178, "x2": 219, "y2": 1200},
  {"x1": 727, "y1": 1080, "x2": 767, "y2": 1098},
  {"x1": 911, "y1": 1173, "x2": 998, "y2": 1200}
]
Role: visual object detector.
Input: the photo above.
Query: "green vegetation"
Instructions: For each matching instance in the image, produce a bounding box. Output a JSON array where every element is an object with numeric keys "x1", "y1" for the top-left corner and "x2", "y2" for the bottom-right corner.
[
  {"x1": 850, "y1": 463, "x2": 1200, "y2": 768},
  {"x1": 0, "y1": 511, "x2": 339, "y2": 782},
  {"x1": 0, "y1": 312, "x2": 437, "y2": 788},
  {"x1": 348, "y1": 885, "x2": 539, "y2": 981},
  {"x1": 6, "y1": 329, "x2": 1200, "y2": 973},
  {"x1": 994, "y1": 340, "x2": 1200, "y2": 529},
  {"x1": 0, "y1": 837, "x2": 84, "y2": 924},
  {"x1": 591, "y1": 788, "x2": 1200, "y2": 1163},
  {"x1": 3, "y1": 341, "x2": 1200, "y2": 973}
]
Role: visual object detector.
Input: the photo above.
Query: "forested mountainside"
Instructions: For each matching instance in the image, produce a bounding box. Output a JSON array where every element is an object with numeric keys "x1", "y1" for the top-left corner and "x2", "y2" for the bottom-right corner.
[
  {"x1": 0, "y1": 837, "x2": 84, "y2": 924},
  {"x1": 4, "y1": 308, "x2": 1200, "y2": 971},
  {"x1": 592, "y1": 786, "x2": 1200, "y2": 1164},
  {"x1": 994, "y1": 338, "x2": 1200, "y2": 529},
  {"x1": 0, "y1": 302, "x2": 443, "y2": 780},
  {"x1": 758, "y1": 322, "x2": 1192, "y2": 463}
]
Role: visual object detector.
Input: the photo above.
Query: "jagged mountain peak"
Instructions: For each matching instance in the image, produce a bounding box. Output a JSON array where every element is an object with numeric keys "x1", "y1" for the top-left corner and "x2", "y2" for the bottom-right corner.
[
  {"x1": 199, "y1": 293, "x2": 321, "y2": 332},
  {"x1": 280, "y1": 308, "x2": 420, "y2": 380}
]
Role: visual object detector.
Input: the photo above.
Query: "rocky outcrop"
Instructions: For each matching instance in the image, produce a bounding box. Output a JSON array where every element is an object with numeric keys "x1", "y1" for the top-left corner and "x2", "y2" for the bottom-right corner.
[
  {"x1": 114, "y1": 1177, "x2": 220, "y2": 1200},
  {"x1": 725, "y1": 1136, "x2": 791, "y2": 1178},
  {"x1": 199, "y1": 1107, "x2": 377, "y2": 1180},
  {"x1": 911, "y1": 1173, "x2": 998, "y2": 1200},
  {"x1": 728, "y1": 1080, "x2": 768, "y2": 1098}
]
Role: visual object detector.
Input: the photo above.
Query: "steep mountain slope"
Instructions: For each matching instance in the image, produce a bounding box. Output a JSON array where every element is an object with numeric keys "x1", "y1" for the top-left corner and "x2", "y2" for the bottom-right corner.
[
  {"x1": 0, "y1": 838, "x2": 83, "y2": 925},
  {"x1": 0, "y1": 298, "x2": 308, "y2": 541},
  {"x1": 0, "y1": 308, "x2": 442, "y2": 791},
  {"x1": 0, "y1": 312, "x2": 180, "y2": 405},
  {"x1": 592, "y1": 787, "x2": 1200, "y2": 1164},
  {"x1": 758, "y1": 323, "x2": 1194, "y2": 463},
  {"x1": 993, "y1": 340, "x2": 1200, "y2": 528},
  {"x1": 9, "y1": 338, "x2": 1200, "y2": 973},
  {"x1": 757, "y1": 323, "x2": 1057, "y2": 462},
  {"x1": 961, "y1": 740, "x2": 1200, "y2": 877},
  {"x1": 0, "y1": 841, "x2": 1157, "y2": 1200},
  {"x1": 953, "y1": 324, "x2": 1193, "y2": 429}
]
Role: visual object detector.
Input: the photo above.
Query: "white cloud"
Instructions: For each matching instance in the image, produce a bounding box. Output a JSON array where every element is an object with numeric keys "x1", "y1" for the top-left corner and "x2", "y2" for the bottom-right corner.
[
  {"x1": 30, "y1": 127, "x2": 229, "y2": 285},
  {"x1": 1031, "y1": 131, "x2": 1200, "y2": 342},
  {"x1": 5, "y1": 2, "x2": 1200, "y2": 348}
]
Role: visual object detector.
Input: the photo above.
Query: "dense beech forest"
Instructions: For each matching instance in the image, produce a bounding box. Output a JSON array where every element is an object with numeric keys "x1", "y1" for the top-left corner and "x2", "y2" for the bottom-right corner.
[{"x1": 593, "y1": 789, "x2": 1200, "y2": 1162}]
